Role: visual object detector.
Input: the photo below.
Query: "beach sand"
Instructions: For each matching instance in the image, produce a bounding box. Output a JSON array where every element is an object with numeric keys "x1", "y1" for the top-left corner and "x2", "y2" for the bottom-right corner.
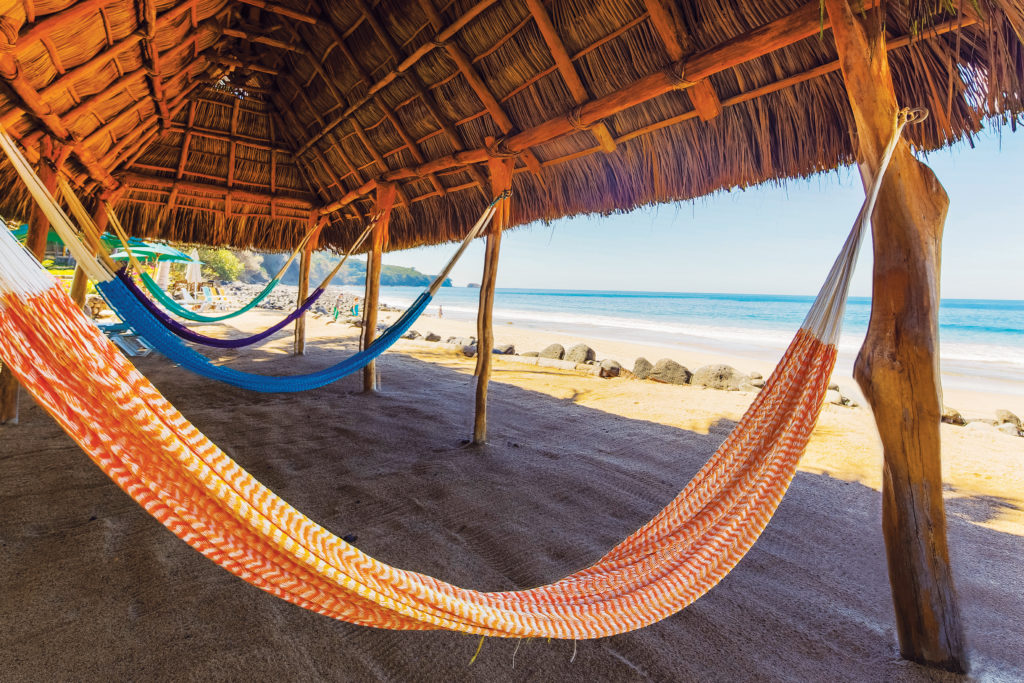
[{"x1": 1, "y1": 309, "x2": 1021, "y2": 681}]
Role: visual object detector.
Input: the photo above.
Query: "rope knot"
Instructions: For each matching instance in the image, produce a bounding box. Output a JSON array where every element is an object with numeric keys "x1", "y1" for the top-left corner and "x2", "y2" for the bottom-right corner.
[
  {"x1": 485, "y1": 136, "x2": 519, "y2": 159},
  {"x1": 666, "y1": 62, "x2": 695, "y2": 89},
  {"x1": 566, "y1": 106, "x2": 592, "y2": 132},
  {"x1": 431, "y1": 38, "x2": 449, "y2": 49}
]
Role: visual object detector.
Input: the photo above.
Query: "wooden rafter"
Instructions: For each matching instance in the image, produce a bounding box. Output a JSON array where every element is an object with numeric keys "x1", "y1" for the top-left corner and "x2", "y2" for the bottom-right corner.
[
  {"x1": 118, "y1": 171, "x2": 316, "y2": 208},
  {"x1": 524, "y1": 0, "x2": 617, "y2": 153},
  {"x1": 642, "y1": 0, "x2": 721, "y2": 121},
  {"x1": 415, "y1": 0, "x2": 544, "y2": 179},
  {"x1": 139, "y1": 0, "x2": 170, "y2": 127}
]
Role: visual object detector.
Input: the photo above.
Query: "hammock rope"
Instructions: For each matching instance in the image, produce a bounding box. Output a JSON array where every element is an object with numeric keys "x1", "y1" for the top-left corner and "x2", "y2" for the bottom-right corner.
[
  {"x1": 104, "y1": 203, "x2": 321, "y2": 323},
  {"x1": 0, "y1": 109, "x2": 919, "y2": 638}
]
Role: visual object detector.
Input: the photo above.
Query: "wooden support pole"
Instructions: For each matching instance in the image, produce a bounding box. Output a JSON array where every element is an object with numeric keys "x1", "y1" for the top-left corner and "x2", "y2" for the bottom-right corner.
[
  {"x1": 823, "y1": 0, "x2": 967, "y2": 672},
  {"x1": 293, "y1": 218, "x2": 322, "y2": 355},
  {"x1": 70, "y1": 198, "x2": 110, "y2": 308},
  {"x1": 473, "y1": 156, "x2": 514, "y2": 444},
  {"x1": 361, "y1": 183, "x2": 396, "y2": 392},
  {"x1": 0, "y1": 138, "x2": 63, "y2": 425}
]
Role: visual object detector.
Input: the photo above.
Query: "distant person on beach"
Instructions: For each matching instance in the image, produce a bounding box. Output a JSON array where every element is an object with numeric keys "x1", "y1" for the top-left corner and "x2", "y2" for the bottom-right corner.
[{"x1": 438, "y1": 305, "x2": 443, "y2": 318}]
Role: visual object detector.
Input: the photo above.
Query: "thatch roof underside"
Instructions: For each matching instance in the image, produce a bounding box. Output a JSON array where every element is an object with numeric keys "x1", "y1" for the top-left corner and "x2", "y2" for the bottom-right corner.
[{"x1": 0, "y1": 0, "x2": 1022, "y2": 252}]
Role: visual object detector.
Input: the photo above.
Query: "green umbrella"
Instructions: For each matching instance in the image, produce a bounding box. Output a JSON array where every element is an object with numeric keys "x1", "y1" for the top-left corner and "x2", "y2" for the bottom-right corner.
[
  {"x1": 8, "y1": 224, "x2": 148, "y2": 250},
  {"x1": 110, "y1": 243, "x2": 197, "y2": 263}
]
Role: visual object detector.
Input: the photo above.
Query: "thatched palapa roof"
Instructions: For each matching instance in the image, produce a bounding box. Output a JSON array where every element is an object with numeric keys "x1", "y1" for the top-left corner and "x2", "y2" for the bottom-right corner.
[{"x1": 0, "y1": 0, "x2": 1022, "y2": 253}]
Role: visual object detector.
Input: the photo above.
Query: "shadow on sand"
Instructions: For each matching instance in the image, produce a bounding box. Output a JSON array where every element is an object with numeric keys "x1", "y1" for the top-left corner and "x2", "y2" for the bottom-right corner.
[{"x1": 0, "y1": 338, "x2": 1021, "y2": 682}]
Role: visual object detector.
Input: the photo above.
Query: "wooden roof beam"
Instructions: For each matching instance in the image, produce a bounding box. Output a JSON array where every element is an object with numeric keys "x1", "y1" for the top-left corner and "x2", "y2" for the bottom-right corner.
[
  {"x1": 318, "y1": 4, "x2": 448, "y2": 198},
  {"x1": 209, "y1": 56, "x2": 278, "y2": 75},
  {"x1": 320, "y1": 0, "x2": 882, "y2": 214},
  {"x1": 117, "y1": 171, "x2": 316, "y2": 208},
  {"x1": 222, "y1": 27, "x2": 303, "y2": 53},
  {"x1": 282, "y1": 30, "x2": 411, "y2": 207},
  {"x1": 524, "y1": 0, "x2": 616, "y2": 153},
  {"x1": 416, "y1": 0, "x2": 544, "y2": 180},
  {"x1": 643, "y1": 0, "x2": 721, "y2": 121},
  {"x1": 139, "y1": 0, "x2": 170, "y2": 127},
  {"x1": 340, "y1": 0, "x2": 488, "y2": 200},
  {"x1": 295, "y1": 0, "x2": 497, "y2": 156},
  {"x1": 234, "y1": 0, "x2": 317, "y2": 24}
]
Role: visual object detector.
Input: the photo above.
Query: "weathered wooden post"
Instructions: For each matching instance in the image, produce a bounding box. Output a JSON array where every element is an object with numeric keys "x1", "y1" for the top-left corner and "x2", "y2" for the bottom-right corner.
[
  {"x1": 0, "y1": 137, "x2": 65, "y2": 425},
  {"x1": 293, "y1": 217, "x2": 323, "y2": 356},
  {"x1": 361, "y1": 183, "x2": 396, "y2": 392},
  {"x1": 473, "y1": 157, "x2": 514, "y2": 443},
  {"x1": 70, "y1": 196, "x2": 112, "y2": 308},
  {"x1": 823, "y1": 0, "x2": 967, "y2": 672}
]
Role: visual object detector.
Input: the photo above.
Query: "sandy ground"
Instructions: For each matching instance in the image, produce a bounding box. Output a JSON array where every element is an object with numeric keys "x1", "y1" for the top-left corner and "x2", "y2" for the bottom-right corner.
[{"x1": 1, "y1": 309, "x2": 1022, "y2": 681}]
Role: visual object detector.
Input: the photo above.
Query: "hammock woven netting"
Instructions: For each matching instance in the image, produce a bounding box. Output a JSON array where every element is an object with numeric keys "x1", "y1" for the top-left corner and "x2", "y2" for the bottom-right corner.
[{"x1": 0, "y1": 110, "x2": 916, "y2": 638}]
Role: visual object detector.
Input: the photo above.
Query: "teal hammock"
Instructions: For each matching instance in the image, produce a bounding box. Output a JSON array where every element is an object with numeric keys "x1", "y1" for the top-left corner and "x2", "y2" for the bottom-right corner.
[{"x1": 139, "y1": 272, "x2": 280, "y2": 322}]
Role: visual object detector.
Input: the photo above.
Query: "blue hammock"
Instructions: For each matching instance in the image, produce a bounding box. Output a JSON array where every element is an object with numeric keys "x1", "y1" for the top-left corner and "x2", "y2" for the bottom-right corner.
[{"x1": 97, "y1": 276, "x2": 432, "y2": 393}]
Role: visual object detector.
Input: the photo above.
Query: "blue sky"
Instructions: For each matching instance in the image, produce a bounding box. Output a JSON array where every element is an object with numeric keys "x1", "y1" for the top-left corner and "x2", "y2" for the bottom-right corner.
[{"x1": 381, "y1": 127, "x2": 1023, "y2": 300}]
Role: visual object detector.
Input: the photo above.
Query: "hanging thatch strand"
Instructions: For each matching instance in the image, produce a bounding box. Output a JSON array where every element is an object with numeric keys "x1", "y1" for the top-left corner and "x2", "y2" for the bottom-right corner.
[{"x1": 0, "y1": 0, "x2": 1020, "y2": 252}]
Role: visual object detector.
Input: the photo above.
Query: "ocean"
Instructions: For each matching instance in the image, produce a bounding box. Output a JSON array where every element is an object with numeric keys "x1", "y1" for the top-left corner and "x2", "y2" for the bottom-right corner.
[{"x1": 363, "y1": 286, "x2": 1024, "y2": 393}]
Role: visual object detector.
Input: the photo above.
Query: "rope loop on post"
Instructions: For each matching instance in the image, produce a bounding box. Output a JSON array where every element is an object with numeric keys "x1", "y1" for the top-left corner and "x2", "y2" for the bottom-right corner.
[
  {"x1": 489, "y1": 188, "x2": 512, "y2": 208},
  {"x1": 901, "y1": 106, "x2": 929, "y2": 125},
  {"x1": 665, "y1": 63, "x2": 695, "y2": 89}
]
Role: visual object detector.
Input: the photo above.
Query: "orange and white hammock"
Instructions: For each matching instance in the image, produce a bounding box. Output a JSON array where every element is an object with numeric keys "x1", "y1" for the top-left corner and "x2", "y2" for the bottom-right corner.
[{"x1": 0, "y1": 110, "x2": 917, "y2": 639}]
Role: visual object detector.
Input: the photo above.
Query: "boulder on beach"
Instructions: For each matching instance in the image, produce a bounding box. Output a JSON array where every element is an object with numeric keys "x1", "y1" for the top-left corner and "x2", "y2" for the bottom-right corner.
[
  {"x1": 494, "y1": 343, "x2": 515, "y2": 355},
  {"x1": 995, "y1": 409, "x2": 1022, "y2": 430},
  {"x1": 566, "y1": 343, "x2": 596, "y2": 364},
  {"x1": 826, "y1": 389, "x2": 844, "y2": 406},
  {"x1": 461, "y1": 345, "x2": 477, "y2": 358},
  {"x1": 539, "y1": 344, "x2": 565, "y2": 360},
  {"x1": 942, "y1": 406, "x2": 967, "y2": 426},
  {"x1": 692, "y1": 364, "x2": 746, "y2": 391},
  {"x1": 649, "y1": 359, "x2": 691, "y2": 385},
  {"x1": 424, "y1": 332, "x2": 441, "y2": 342},
  {"x1": 402, "y1": 330, "x2": 421, "y2": 340},
  {"x1": 599, "y1": 359, "x2": 622, "y2": 378},
  {"x1": 632, "y1": 357, "x2": 653, "y2": 380}
]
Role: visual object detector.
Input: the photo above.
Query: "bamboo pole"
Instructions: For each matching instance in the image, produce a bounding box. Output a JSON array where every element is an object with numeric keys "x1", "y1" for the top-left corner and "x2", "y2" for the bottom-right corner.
[
  {"x1": 473, "y1": 156, "x2": 514, "y2": 444},
  {"x1": 362, "y1": 183, "x2": 396, "y2": 392},
  {"x1": 0, "y1": 138, "x2": 64, "y2": 425},
  {"x1": 824, "y1": 0, "x2": 967, "y2": 673}
]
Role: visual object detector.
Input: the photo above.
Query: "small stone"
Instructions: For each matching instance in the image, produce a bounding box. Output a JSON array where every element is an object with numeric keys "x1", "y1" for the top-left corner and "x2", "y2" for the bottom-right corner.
[
  {"x1": 995, "y1": 409, "x2": 1022, "y2": 430},
  {"x1": 941, "y1": 406, "x2": 967, "y2": 426},
  {"x1": 632, "y1": 357, "x2": 653, "y2": 380},
  {"x1": 826, "y1": 389, "x2": 844, "y2": 405},
  {"x1": 649, "y1": 359, "x2": 692, "y2": 385},
  {"x1": 691, "y1": 364, "x2": 747, "y2": 391},
  {"x1": 997, "y1": 422, "x2": 1021, "y2": 436},
  {"x1": 401, "y1": 330, "x2": 420, "y2": 340},
  {"x1": 828, "y1": 382, "x2": 840, "y2": 391},
  {"x1": 539, "y1": 343, "x2": 565, "y2": 360},
  {"x1": 599, "y1": 359, "x2": 622, "y2": 378},
  {"x1": 521, "y1": 351, "x2": 539, "y2": 357},
  {"x1": 565, "y1": 343, "x2": 596, "y2": 364},
  {"x1": 445, "y1": 336, "x2": 457, "y2": 344},
  {"x1": 424, "y1": 332, "x2": 441, "y2": 342},
  {"x1": 461, "y1": 345, "x2": 477, "y2": 358},
  {"x1": 494, "y1": 343, "x2": 515, "y2": 355},
  {"x1": 749, "y1": 371, "x2": 763, "y2": 380},
  {"x1": 749, "y1": 377, "x2": 765, "y2": 388}
]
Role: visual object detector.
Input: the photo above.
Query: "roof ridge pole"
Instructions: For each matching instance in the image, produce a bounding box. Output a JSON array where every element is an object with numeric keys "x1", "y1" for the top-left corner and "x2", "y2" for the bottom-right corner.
[
  {"x1": 824, "y1": 0, "x2": 967, "y2": 673},
  {"x1": 472, "y1": 151, "x2": 514, "y2": 444},
  {"x1": 0, "y1": 135, "x2": 65, "y2": 425},
  {"x1": 362, "y1": 183, "x2": 397, "y2": 392}
]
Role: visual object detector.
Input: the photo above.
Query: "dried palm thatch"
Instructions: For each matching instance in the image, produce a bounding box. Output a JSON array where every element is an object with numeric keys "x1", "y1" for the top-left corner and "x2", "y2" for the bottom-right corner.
[{"x1": 0, "y1": 0, "x2": 1021, "y2": 253}]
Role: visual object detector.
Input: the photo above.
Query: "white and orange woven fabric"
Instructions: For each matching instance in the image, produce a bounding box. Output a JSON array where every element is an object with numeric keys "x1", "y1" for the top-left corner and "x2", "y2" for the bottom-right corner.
[{"x1": 0, "y1": 110, "x2": 916, "y2": 638}]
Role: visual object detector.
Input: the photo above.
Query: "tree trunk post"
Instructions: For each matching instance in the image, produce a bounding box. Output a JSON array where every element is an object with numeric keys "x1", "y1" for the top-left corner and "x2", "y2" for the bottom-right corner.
[
  {"x1": 1, "y1": 137, "x2": 64, "y2": 425},
  {"x1": 293, "y1": 217, "x2": 322, "y2": 356},
  {"x1": 824, "y1": 0, "x2": 967, "y2": 672},
  {"x1": 361, "y1": 183, "x2": 396, "y2": 392},
  {"x1": 473, "y1": 157, "x2": 514, "y2": 444},
  {"x1": 70, "y1": 197, "x2": 110, "y2": 308}
]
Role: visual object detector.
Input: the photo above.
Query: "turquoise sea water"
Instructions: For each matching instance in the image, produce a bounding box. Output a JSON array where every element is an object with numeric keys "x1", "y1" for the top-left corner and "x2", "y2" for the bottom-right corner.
[{"x1": 366, "y1": 286, "x2": 1024, "y2": 390}]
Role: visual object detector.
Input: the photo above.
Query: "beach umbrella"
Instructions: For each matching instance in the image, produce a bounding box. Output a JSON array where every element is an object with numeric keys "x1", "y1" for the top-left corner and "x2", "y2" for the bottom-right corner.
[
  {"x1": 110, "y1": 243, "x2": 195, "y2": 263},
  {"x1": 186, "y1": 248, "x2": 203, "y2": 291},
  {"x1": 155, "y1": 260, "x2": 171, "y2": 289},
  {"x1": 9, "y1": 224, "x2": 148, "y2": 250}
]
